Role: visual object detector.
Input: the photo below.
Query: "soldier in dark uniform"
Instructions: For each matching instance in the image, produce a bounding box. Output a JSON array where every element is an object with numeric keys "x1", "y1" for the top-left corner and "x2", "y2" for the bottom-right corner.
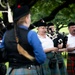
[
  {"x1": 47, "y1": 22, "x2": 68, "y2": 75},
  {"x1": 0, "y1": 5, "x2": 46, "y2": 75}
]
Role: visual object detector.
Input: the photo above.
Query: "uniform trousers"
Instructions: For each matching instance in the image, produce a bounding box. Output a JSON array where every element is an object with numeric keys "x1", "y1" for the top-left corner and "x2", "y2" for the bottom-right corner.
[{"x1": 6, "y1": 65, "x2": 41, "y2": 75}]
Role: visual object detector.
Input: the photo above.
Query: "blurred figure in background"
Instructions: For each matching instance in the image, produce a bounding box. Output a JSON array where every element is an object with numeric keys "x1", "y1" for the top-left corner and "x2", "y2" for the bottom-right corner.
[
  {"x1": 47, "y1": 22, "x2": 68, "y2": 75},
  {"x1": 67, "y1": 22, "x2": 75, "y2": 75},
  {"x1": 37, "y1": 20, "x2": 58, "y2": 75}
]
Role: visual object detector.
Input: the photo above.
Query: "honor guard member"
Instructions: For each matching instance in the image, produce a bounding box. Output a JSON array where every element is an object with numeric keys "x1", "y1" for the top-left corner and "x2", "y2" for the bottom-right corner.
[
  {"x1": 37, "y1": 20, "x2": 58, "y2": 75},
  {"x1": 67, "y1": 22, "x2": 75, "y2": 75},
  {"x1": 47, "y1": 22, "x2": 68, "y2": 75},
  {"x1": 0, "y1": 5, "x2": 46, "y2": 75}
]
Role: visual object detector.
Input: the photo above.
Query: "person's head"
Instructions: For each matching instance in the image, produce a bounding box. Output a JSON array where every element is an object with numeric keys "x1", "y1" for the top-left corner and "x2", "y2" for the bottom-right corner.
[
  {"x1": 13, "y1": 5, "x2": 31, "y2": 27},
  {"x1": 68, "y1": 22, "x2": 75, "y2": 36},
  {"x1": 37, "y1": 20, "x2": 47, "y2": 35},
  {"x1": 47, "y1": 22, "x2": 55, "y2": 33}
]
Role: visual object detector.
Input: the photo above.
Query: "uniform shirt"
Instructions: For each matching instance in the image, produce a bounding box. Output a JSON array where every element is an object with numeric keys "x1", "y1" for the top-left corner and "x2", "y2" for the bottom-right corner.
[
  {"x1": 0, "y1": 25, "x2": 46, "y2": 64},
  {"x1": 67, "y1": 34, "x2": 75, "y2": 53},
  {"x1": 38, "y1": 35, "x2": 54, "y2": 50}
]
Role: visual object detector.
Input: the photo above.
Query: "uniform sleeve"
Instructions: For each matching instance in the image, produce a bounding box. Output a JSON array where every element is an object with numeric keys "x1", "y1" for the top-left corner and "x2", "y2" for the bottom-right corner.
[
  {"x1": 28, "y1": 30, "x2": 46, "y2": 64},
  {"x1": 0, "y1": 33, "x2": 6, "y2": 48}
]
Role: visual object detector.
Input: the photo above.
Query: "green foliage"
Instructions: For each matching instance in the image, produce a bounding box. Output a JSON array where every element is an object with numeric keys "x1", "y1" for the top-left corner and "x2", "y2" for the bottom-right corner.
[
  {"x1": 0, "y1": 12, "x2": 3, "y2": 19},
  {"x1": 31, "y1": 0, "x2": 75, "y2": 32},
  {"x1": 59, "y1": 27, "x2": 69, "y2": 34},
  {"x1": 1, "y1": 0, "x2": 75, "y2": 31},
  {"x1": 8, "y1": 0, "x2": 16, "y2": 6},
  {"x1": 31, "y1": 0, "x2": 59, "y2": 22}
]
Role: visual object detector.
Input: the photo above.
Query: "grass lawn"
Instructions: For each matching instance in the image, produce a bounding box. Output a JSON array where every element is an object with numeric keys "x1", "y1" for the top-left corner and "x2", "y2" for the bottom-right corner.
[
  {"x1": 64, "y1": 58, "x2": 67, "y2": 67},
  {"x1": 5, "y1": 62, "x2": 9, "y2": 69},
  {"x1": 62, "y1": 52, "x2": 68, "y2": 67},
  {"x1": 59, "y1": 27, "x2": 69, "y2": 34}
]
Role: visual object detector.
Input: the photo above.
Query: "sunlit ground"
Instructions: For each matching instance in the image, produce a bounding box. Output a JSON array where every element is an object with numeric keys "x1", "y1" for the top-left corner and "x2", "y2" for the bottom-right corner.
[{"x1": 5, "y1": 62, "x2": 9, "y2": 69}]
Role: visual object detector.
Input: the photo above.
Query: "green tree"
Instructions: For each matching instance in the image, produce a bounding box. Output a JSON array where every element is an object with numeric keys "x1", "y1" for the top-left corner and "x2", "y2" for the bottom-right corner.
[
  {"x1": 0, "y1": 0, "x2": 75, "y2": 31},
  {"x1": 31, "y1": 0, "x2": 75, "y2": 31}
]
